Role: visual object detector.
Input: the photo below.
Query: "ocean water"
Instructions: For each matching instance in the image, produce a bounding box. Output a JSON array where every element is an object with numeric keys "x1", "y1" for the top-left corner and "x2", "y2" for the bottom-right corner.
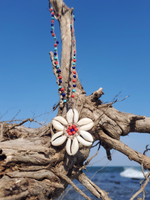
[{"x1": 56, "y1": 166, "x2": 150, "y2": 200}]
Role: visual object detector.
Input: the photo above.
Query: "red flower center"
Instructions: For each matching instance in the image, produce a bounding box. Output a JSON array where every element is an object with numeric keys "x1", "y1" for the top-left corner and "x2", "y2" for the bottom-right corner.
[{"x1": 67, "y1": 124, "x2": 78, "y2": 136}]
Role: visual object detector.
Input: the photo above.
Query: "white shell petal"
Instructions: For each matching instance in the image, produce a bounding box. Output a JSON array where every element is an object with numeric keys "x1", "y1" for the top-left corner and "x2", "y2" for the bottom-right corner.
[
  {"x1": 71, "y1": 137, "x2": 79, "y2": 155},
  {"x1": 51, "y1": 135, "x2": 67, "y2": 146},
  {"x1": 66, "y1": 109, "x2": 73, "y2": 123},
  {"x1": 80, "y1": 122, "x2": 94, "y2": 131},
  {"x1": 53, "y1": 116, "x2": 68, "y2": 126},
  {"x1": 51, "y1": 131, "x2": 63, "y2": 142},
  {"x1": 52, "y1": 120, "x2": 64, "y2": 131},
  {"x1": 77, "y1": 135, "x2": 92, "y2": 146},
  {"x1": 79, "y1": 130, "x2": 93, "y2": 142},
  {"x1": 66, "y1": 109, "x2": 79, "y2": 123},
  {"x1": 66, "y1": 138, "x2": 72, "y2": 155},
  {"x1": 77, "y1": 118, "x2": 93, "y2": 126},
  {"x1": 73, "y1": 109, "x2": 79, "y2": 123}
]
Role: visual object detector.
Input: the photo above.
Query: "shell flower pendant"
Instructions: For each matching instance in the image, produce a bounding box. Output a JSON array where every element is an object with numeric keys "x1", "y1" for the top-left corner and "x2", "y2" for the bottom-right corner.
[{"x1": 51, "y1": 109, "x2": 94, "y2": 156}]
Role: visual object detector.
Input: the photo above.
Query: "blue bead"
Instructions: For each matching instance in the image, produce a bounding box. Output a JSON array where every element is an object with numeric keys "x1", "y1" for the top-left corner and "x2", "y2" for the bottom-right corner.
[
  {"x1": 56, "y1": 65, "x2": 59, "y2": 69},
  {"x1": 54, "y1": 56, "x2": 58, "y2": 60},
  {"x1": 72, "y1": 89, "x2": 76, "y2": 92},
  {"x1": 54, "y1": 48, "x2": 57, "y2": 51},
  {"x1": 63, "y1": 99, "x2": 67, "y2": 103},
  {"x1": 74, "y1": 18, "x2": 75, "y2": 21},
  {"x1": 52, "y1": 17, "x2": 54, "y2": 20},
  {"x1": 62, "y1": 93, "x2": 66, "y2": 96},
  {"x1": 59, "y1": 86, "x2": 61, "y2": 89},
  {"x1": 57, "y1": 69, "x2": 61, "y2": 72},
  {"x1": 72, "y1": 66, "x2": 75, "y2": 69},
  {"x1": 54, "y1": 36, "x2": 56, "y2": 39},
  {"x1": 74, "y1": 54, "x2": 76, "y2": 56},
  {"x1": 59, "y1": 80, "x2": 62, "y2": 83},
  {"x1": 73, "y1": 75, "x2": 76, "y2": 78},
  {"x1": 71, "y1": 128, "x2": 74, "y2": 132},
  {"x1": 51, "y1": 23, "x2": 54, "y2": 26},
  {"x1": 73, "y1": 62, "x2": 75, "y2": 65},
  {"x1": 73, "y1": 84, "x2": 76, "y2": 87},
  {"x1": 54, "y1": 52, "x2": 57, "y2": 55},
  {"x1": 56, "y1": 41, "x2": 59, "y2": 44},
  {"x1": 51, "y1": 30, "x2": 53, "y2": 33},
  {"x1": 51, "y1": 14, "x2": 54, "y2": 17},
  {"x1": 51, "y1": 27, "x2": 54, "y2": 29},
  {"x1": 73, "y1": 56, "x2": 76, "y2": 59}
]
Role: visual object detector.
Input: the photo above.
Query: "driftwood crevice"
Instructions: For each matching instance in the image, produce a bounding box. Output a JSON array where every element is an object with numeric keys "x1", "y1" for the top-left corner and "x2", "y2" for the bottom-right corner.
[{"x1": 0, "y1": 0, "x2": 150, "y2": 200}]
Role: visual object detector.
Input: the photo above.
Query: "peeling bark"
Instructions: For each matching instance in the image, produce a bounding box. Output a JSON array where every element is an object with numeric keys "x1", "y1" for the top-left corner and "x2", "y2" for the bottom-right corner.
[{"x1": 0, "y1": 0, "x2": 150, "y2": 200}]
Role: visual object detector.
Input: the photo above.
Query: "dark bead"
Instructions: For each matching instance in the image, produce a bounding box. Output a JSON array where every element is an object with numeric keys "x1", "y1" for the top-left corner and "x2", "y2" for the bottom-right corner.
[
  {"x1": 62, "y1": 93, "x2": 66, "y2": 96},
  {"x1": 74, "y1": 54, "x2": 76, "y2": 56},
  {"x1": 51, "y1": 30, "x2": 53, "y2": 33},
  {"x1": 54, "y1": 52, "x2": 57, "y2": 55},
  {"x1": 57, "y1": 69, "x2": 61, "y2": 73},
  {"x1": 56, "y1": 41, "x2": 59, "y2": 44},
  {"x1": 72, "y1": 66, "x2": 76, "y2": 69},
  {"x1": 51, "y1": 23, "x2": 54, "y2": 26},
  {"x1": 59, "y1": 80, "x2": 62, "y2": 83},
  {"x1": 73, "y1": 84, "x2": 76, "y2": 87},
  {"x1": 71, "y1": 128, "x2": 74, "y2": 132},
  {"x1": 73, "y1": 75, "x2": 76, "y2": 78},
  {"x1": 51, "y1": 14, "x2": 54, "y2": 17}
]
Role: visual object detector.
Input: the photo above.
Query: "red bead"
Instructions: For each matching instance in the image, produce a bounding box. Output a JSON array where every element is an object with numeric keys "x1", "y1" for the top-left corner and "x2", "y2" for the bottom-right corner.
[
  {"x1": 52, "y1": 33, "x2": 55, "y2": 37},
  {"x1": 74, "y1": 50, "x2": 76, "y2": 53},
  {"x1": 72, "y1": 79, "x2": 76, "y2": 82},
  {"x1": 68, "y1": 126, "x2": 72, "y2": 130},
  {"x1": 67, "y1": 129, "x2": 70, "y2": 133},
  {"x1": 73, "y1": 71, "x2": 76, "y2": 74},
  {"x1": 73, "y1": 59, "x2": 76, "y2": 62},
  {"x1": 72, "y1": 131, "x2": 76, "y2": 135},
  {"x1": 51, "y1": 20, "x2": 54, "y2": 23},
  {"x1": 68, "y1": 132, "x2": 72, "y2": 136},
  {"x1": 52, "y1": 12, "x2": 54, "y2": 15},
  {"x1": 54, "y1": 44, "x2": 57, "y2": 47},
  {"x1": 50, "y1": 8, "x2": 53, "y2": 12},
  {"x1": 59, "y1": 76, "x2": 62, "y2": 79},
  {"x1": 61, "y1": 88, "x2": 64, "y2": 91},
  {"x1": 55, "y1": 61, "x2": 58, "y2": 64},
  {"x1": 74, "y1": 127, "x2": 78, "y2": 132},
  {"x1": 71, "y1": 94, "x2": 75, "y2": 98},
  {"x1": 72, "y1": 125, "x2": 76, "y2": 129}
]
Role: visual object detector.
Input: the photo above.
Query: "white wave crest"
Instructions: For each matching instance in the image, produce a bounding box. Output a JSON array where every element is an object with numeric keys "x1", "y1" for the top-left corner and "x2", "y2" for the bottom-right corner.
[{"x1": 120, "y1": 168, "x2": 147, "y2": 179}]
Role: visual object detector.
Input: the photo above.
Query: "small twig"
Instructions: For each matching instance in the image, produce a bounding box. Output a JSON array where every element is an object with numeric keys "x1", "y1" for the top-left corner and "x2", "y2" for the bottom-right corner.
[
  {"x1": 90, "y1": 87, "x2": 104, "y2": 102},
  {"x1": 143, "y1": 145, "x2": 150, "y2": 156}
]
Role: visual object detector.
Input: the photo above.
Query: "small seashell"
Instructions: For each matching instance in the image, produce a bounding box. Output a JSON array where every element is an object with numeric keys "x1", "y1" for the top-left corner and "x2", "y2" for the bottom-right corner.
[
  {"x1": 51, "y1": 135, "x2": 67, "y2": 146},
  {"x1": 71, "y1": 137, "x2": 79, "y2": 155},
  {"x1": 66, "y1": 109, "x2": 73, "y2": 123},
  {"x1": 66, "y1": 109, "x2": 79, "y2": 123},
  {"x1": 54, "y1": 116, "x2": 68, "y2": 125},
  {"x1": 73, "y1": 109, "x2": 79, "y2": 123},
  {"x1": 80, "y1": 122, "x2": 94, "y2": 131},
  {"x1": 52, "y1": 120, "x2": 64, "y2": 131},
  {"x1": 77, "y1": 135, "x2": 92, "y2": 146},
  {"x1": 77, "y1": 118, "x2": 93, "y2": 126},
  {"x1": 66, "y1": 138, "x2": 72, "y2": 155},
  {"x1": 79, "y1": 130, "x2": 93, "y2": 142},
  {"x1": 51, "y1": 131, "x2": 63, "y2": 142}
]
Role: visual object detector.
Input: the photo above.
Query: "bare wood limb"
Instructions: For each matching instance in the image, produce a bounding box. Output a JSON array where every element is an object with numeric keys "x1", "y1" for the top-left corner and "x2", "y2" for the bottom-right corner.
[{"x1": 90, "y1": 87, "x2": 104, "y2": 102}]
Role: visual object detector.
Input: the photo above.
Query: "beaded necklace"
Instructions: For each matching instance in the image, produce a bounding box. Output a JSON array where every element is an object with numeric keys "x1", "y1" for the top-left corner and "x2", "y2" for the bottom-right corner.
[{"x1": 49, "y1": 7, "x2": 76, "y2": 105}]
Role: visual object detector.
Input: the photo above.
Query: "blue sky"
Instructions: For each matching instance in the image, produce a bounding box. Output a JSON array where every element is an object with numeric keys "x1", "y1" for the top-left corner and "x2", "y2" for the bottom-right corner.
[{"x1": 0, "y1": 0, "x2": 150, "y2": 166}]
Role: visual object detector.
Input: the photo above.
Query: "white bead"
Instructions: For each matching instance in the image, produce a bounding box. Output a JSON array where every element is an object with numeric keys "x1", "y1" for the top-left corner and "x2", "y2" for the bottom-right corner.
[
  {"x1": 79, "y1": 130, "x2": 93, "y2": 142},
  {"x1": 52, "y1": 120, "x2": 64, "y2": 131}
]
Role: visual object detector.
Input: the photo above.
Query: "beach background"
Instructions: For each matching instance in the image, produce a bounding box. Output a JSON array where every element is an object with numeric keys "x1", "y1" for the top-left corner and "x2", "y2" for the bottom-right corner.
[{"x1": 56, "y1": 166, "x2": 150, "y2": 200}]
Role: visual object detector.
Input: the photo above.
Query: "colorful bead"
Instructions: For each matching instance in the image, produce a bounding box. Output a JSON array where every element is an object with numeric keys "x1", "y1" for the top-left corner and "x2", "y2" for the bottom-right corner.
[
  {"x1": 51, "y1": 23, "x2": 54, "y2": 26},
  {"x1": 52, "y1": 17, "x2": 54, "y2": 20},
  {"x1": 73, "y1": 56, "x2": 76, "y2": 59},
  {"x1": 61, "y1": 88, "x2": 64, "y2": 91},
  {"x1": 73, "y1": 75, "x2": 76, "y2": 78},
  {"x1": 68, "y1": 132, "x2": 72, "y2": 136},
  {"x1": 54, "y1": 44, "x2": 57, "y2": 47},
  {"x1": 54, "y1": 56, "x2": 58, "y2": 60},
  {"x1": 59, "y1": 86, "x2": 61, "y2": 89},
  {"x1": 56, "y1": 41, "x2": 59, "y2": 44},
  {"x1": 51, "y1": 20, "x2": 54, "y2": 23},
  {"x1": 59, "y1": 80, "x2": 62, "y2": 83},
  {"x1": 71, "y1": 94, "x2": 75, "y2": 98},
  {"x1": 72, "y1": 66, "x2": 76, "y2": 69},
  {"x1": 56, "y1": 65, "x2": 59, "y2": 69},
  {"x1": 63, "y1": 99, "x2": 67, "y2": 103},
  {"x1": 73, "y1": 71, "x2": 76, "y2": 74},
  {"x1": 57, "y1": 69, "x2": 61, "y2": 72},
  {"x1": 51, "y1": 14, "x2": 54, "y2": 17},
  {"x1": 71, "y1": 128, "x2": 74, "y2": 132},
  {"x1": 73, "y1": 62, "x2": 75, "y2": 65},
  {"x1": 54, "y1": 52, "x2": 57, "y2": 55},
  {"x1": 72, "y1": 89, "x2": 76, "y2": 92},
  {"x1": 73, "y1": 59, "x2": 76, "y2": 62},
  {"x1": 73, "y1": 84, "x2": 76, "y2": 87},
  {"x1": 52, "y1": 12, "x2": 54, "y2": 15},
  {"x1": 55, "y1": 61, "x2": 58, "y2": 64},
  {"x1": 59, "y1": 76, "x2": 62, "y2": 79},
  {"x1": 54, "y1": 36, "x2": 56, "y2": 39},
  {"x1": 72, "y1": 131, "x2": 76, "y2": 135},
  {"x1": 54, "y1": 48, "x2": 57, "y2": 51},
  {"x1": 50, "y1": 8, "x2": 53, "y2": 12},
  {"x1": 51, "y1": 27, "x2": 54, "y2": 29},
  {"x1": 74, "y1": 50, "x2": 76, "y2": 53},
  {"x1": 62, "y1": 93, "x2": 66, "y2": 96},
  {"x1": 52, "y1": 33, "x2": 55, "y2": 36},
  {"x1": 51, "y1": 30, "x2": 54, "y2": 33},
  {"x1": 74, "y1": 54, "x2": 76, "y2": 56},
  {"x1": 73, "y1": 79, "x2": 76, "y2": 82}
]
